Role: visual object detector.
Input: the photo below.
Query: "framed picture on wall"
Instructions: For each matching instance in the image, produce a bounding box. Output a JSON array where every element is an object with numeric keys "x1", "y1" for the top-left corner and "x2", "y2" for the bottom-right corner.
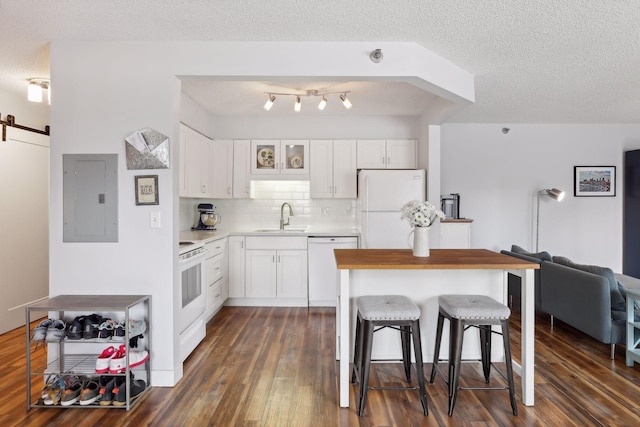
[
  {"x1": 574, "y1": 166, "x2": 616, "y2": 197},
  {"x1": 135, "y1": 175, "x2": 159, "y2": 205}
]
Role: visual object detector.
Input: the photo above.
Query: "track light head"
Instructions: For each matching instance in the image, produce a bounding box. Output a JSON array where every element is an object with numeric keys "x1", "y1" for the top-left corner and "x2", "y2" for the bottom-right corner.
[
  {"x1": 264, "y1": 94, "x2": 276, "y2": 111},
  {"x1": 318, "y1": 96, "x2": 327, "y2": 110},
  {"x1": 340, "y1": 93, "x2": 352, "y2": 109},
  {"x1": 370, "y1": 48, "x2": 383, "y2": 63},
  {"x1": 294, "y1": 96, "x2": 301, "y2": 112}
]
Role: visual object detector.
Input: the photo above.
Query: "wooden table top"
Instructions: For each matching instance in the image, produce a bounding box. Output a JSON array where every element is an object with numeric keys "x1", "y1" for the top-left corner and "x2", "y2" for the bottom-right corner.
[{"x1": 334, "y1": 248, "x2": 540, "y2": 270}]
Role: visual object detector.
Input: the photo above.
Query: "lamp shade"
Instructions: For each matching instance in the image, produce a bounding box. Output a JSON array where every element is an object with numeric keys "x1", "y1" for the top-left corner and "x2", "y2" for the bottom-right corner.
[{"x1": 546, "y1": 188, "x2": 565, "y2": 201}]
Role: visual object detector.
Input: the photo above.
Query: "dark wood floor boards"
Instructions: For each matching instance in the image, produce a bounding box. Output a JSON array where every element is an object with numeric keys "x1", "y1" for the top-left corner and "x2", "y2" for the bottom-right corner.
[{"x1": 3, "y1": 305, "x2": 640, "y2": 426}]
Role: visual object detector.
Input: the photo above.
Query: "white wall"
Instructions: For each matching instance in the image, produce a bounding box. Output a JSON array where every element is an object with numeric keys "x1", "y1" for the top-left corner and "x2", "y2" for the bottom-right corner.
[
  {"x1": 0, "y1": 88, "x2": 50, "y2": 130},
  {"x1": 441, "y1": 124, "x2": 640, "y2": 271}
]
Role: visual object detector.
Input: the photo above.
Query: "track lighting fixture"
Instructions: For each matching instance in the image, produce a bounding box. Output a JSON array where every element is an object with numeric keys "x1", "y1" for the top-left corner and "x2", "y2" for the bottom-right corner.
[
  {"x1": 318, "y1": 96, "x2": 327, "y2": 111},
  {"x1": 340, "y1": 93, "x2": 352, "y2": 109},
  {"x1": 263, "y1": 89, "x2": 352, "y2": 112},
  {"x1": 27, "y1": 78, "x2": 50, "y2": 104},
  {"x1": 263, "y1": 94, "x2": 275, "y2": 111}
]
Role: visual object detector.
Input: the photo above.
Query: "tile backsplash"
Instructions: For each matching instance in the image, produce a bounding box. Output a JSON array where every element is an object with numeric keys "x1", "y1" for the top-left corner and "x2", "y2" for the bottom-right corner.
[{"x1": 180, "y1": 180, "x2": 356, "y2": 231}]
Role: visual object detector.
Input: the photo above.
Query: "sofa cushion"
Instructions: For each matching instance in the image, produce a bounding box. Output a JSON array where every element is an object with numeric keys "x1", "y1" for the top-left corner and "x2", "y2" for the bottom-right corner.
[
  {"x1": 552, "y1": 256, "x2": 626, "y2": 311},
  {"x1": 511, "y1": 245, "x2": 552, "y2": 262}
]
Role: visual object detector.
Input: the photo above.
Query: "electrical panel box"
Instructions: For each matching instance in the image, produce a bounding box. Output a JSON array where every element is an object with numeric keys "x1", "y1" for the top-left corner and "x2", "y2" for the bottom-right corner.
[{"x1": 63, "y1": 154, "x2": 118, "y2": 242}]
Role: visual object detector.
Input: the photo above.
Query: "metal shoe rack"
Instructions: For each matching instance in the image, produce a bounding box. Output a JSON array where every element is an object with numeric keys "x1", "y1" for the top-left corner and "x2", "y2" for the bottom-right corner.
[{"x1": 25, "y1": 294, "x2": 151, "y2": 410}]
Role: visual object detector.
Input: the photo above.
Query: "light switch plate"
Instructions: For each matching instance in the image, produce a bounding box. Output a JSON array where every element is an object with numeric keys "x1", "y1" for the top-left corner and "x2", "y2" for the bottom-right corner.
[{"x1": 150, "y1": 211, "x2": 161, "y2": 228}]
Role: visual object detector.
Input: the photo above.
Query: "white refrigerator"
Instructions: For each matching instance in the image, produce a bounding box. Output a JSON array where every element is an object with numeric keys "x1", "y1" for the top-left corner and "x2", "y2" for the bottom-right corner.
[{"x1": 358, "y1": 169, "x2": 426, "y2": 248}]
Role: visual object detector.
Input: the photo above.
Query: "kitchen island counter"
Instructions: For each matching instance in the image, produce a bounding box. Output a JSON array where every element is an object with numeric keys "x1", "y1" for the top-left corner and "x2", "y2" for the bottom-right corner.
[{"x1": 334, "y1": 248, "x2": 538, "y2": 408}]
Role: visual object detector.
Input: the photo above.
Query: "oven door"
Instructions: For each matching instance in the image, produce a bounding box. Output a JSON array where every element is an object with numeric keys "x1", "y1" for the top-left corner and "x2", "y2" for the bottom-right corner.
[{"x1": 179, "y1": 252, "x2": 207, "y2": 334}]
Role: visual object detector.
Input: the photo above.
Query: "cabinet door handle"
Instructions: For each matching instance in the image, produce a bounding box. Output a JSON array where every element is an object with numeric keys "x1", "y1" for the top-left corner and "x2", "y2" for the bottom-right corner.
[
  {"x1": 329, "y1": 186, "x2": 332, "y2": 194},
  {"x1": 227, "y1": 186, "x2": 231, "y2": 194},
  {"x1": 245, "y1": 186, "x2": 249, "y2": 194},
  {"x1": 273, "y1": 255, "x2": 275, "y2": 262},
  {"x1": 381, "y1": 156, "x2": 385, "y2": 164},
  {"x1": 387, "y1": 157, "x2": 391, "y2": 165}
]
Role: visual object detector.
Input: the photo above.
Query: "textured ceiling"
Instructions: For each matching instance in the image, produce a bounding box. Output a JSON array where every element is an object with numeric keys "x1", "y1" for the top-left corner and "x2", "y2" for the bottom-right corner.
[{"x1": 1, "y1": 0, "x2": 639, "y2": 123}]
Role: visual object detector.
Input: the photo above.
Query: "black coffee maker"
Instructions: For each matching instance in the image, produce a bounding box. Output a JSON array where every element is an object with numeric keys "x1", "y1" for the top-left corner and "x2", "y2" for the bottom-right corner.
[
  {"x1": 192, "y1": 203, "x2": 221, "y2": 231},
  {"x1": 441, "y1": 194, "x2": 460, "y2": 219}
]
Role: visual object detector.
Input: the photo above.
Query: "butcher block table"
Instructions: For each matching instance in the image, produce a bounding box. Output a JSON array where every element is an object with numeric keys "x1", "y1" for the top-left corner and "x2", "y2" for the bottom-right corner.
[{"x1": 334, "y1": 248, "x2": 539, "y2": 408}]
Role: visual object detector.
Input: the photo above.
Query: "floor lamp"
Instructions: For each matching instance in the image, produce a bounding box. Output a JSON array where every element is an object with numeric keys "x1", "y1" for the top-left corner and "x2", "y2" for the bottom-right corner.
[{"x1": 535, "y1": 188, "x2": 565, "y2": 252}]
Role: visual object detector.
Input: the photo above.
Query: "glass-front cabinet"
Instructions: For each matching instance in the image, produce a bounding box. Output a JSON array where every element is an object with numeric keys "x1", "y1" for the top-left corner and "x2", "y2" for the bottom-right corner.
[{"x1": 251, "y1": 140, "x2": 309, "y2": 176}]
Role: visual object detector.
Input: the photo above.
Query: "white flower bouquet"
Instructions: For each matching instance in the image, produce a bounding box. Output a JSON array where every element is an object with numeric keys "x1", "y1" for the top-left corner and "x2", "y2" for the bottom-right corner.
[{"x1": 400, "y1": 200, "x2": 446, "y2": 228}]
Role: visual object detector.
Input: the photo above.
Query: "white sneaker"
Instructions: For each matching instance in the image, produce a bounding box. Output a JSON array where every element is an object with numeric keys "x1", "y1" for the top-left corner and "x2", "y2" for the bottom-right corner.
[
  {"x1": 95, "y1": 346, "x2": 117, "y2": 374},
  {"x1": 108, "y1": 345, "x2": 149, "y2": 374}
]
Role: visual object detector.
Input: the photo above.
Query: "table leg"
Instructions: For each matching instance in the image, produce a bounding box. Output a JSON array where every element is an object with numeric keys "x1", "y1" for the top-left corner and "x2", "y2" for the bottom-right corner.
[
  {"x1": 338, "y1": 268, "x2": 350, "y2": 407},
  {"x1": 520, "y1": 268, "x2": 535, "y2": 406}
]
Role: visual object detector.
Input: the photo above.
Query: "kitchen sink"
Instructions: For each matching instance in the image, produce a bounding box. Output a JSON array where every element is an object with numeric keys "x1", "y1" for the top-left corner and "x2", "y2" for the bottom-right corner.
[{"x1": 253, "y1": 227, "x2": 308, "y2": 233}]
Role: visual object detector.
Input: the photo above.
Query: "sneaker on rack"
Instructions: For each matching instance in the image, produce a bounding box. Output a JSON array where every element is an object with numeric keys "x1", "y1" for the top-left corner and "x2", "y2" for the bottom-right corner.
[
  {"x1": 41, "y1": 375, "x2": 79, "y2": 406},
  {"x1": 95, "y1": 346, "x2": 117, "y2": 374},
  {"x1": 66, "y1": 316, "x2": 85, "y2": 340},
  {"x1": 60, "y1": 377, "x2": 84, "y2": 406},
  {"x1": 45, "y1": 319, "x2": 67, "y2": 342},
  {"x1": 32, "y1": 319, "x2": 53, "y2": 342},
  {"x1": 129, "y1": 319, "x2": 147, "y2": 338},
  {"x1": 113, "y1": 376, "x2": 146, "y2": 406},
  {"x1": 108, "y1": 345, "x2": 149, "y2": 374},
  {"x1": 83, "y1": 314, "x2": 103, "y2": 339},
  {"x1": 98, "y1": 375, "x2": 121, "y2": 406},
  {"x1": 79, "y1": 378, "x2": 102, "y2": 406},
  {"x1": 112, "y1": 320, "x2": 125, "y2": 342},
  {"x1": 96, "y1": 319, "x2": 116, "y2": 342}
]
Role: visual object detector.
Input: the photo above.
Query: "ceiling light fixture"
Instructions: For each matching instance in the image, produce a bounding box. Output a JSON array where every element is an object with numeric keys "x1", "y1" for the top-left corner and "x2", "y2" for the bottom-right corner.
[
  {"x1": 340, "y1": 93, "x2": 352, "y2": 109},
  {"x1": 27, "y1": 78, "x2": 50, "y2": 104},
  {"x1": 262, "y1": 89, "x2": 352, "y2": 112},
  {"x1": 263, "y1": 94, "x2": 276, "y2": 111},
  {"x1": 318, "y1": 96, "x2": 327, "y2": 111}
]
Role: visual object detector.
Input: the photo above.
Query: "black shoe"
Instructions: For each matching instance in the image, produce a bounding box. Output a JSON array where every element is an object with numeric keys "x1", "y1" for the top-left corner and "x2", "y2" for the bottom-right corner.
[
  {"x1": 66, "y1": 316, "x2": 86, "y2": 340},
  {"x1": 112, "y1": 376, "x2": 146, "y2": 406},
  {"x1": 98, "y1": 375, "x2": 122, "y2": 406},
  {"x1": 83, "y1": 314, "x2": 103, "y2": 339}
]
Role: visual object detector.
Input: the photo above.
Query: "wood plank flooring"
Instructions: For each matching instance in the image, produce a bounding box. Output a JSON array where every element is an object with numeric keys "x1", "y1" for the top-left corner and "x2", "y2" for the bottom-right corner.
[{"x1": 2, "y1": 306, "x2": 640, "y2": 426}]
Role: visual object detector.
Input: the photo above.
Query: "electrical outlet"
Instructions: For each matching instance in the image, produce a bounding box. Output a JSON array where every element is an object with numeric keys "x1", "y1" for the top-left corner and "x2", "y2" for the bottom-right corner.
[
  {"x1": 346, "y1": 204, "x2": 352, "y2": 214},
  {"x1": 322, "y1": 207, "x2": 330, "y2": 216}
]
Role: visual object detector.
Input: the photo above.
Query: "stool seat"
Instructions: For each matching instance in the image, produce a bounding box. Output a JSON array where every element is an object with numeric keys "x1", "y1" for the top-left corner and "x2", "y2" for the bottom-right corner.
[
  {"x1": 431, "y1": 294, "x2": 517, "y2": 416},
  {"x1": 352, "y1": 295, "x2": 428, "y2": 416},
  {"x1": 438, "y1": 294, "x2": 510, "y2": 320},
  {"x1": 356, "y1": 295, "x2": 421, "y2": 320}
]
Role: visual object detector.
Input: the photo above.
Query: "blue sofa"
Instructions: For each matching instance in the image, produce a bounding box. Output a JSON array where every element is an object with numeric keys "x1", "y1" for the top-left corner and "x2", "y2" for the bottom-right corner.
[{"x1": 501, "y1": 245, "x2": 640, "y2": 359}]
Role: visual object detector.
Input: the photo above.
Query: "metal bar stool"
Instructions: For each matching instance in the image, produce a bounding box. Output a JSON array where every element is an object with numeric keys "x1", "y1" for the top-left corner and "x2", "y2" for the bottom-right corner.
[
  {"x1": 430, "y1": 294, "x2": 517, "y2": 416},
  {"x1": 351, "y1": 295, "x2": 428, "y2": 416}
]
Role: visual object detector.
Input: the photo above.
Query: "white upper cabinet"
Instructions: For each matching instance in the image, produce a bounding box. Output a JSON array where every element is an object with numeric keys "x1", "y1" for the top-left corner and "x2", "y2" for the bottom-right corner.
[
  {"x1": 210, "y1": 139, "x2": 233, "y2": 199},
  {"x1": 180, "y1": 124, "x2": 213, "y2": 198},
  {"x1": 356, "y1": 139, "x2": 417, "y2": 169},
  {"x1": 233, "y1": 140, "x2": 251, "y2": 199},
  {"x1": 310, "y1": 139, "x2": 357, "y2": 199},
  {"x1": 251, "y1": 140, "x2": 309, "y2": 177}
]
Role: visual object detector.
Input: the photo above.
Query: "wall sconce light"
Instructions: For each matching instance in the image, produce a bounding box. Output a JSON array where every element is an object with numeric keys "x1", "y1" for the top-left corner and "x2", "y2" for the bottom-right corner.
[
  {"x1": 263, "y1": 89, "x2": 352, "y2": 112},
  {"x1": 535, "y1": 188, "x2": 565, "y2": 251},
  {"x1": 27, "y1": 78, "x2": 50, "y2": 104}
]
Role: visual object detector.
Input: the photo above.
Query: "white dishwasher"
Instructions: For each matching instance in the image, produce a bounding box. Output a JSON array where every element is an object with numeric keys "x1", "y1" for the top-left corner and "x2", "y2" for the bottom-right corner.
[{"x1": 308, "y1": 236, "x2": 358, "y2": 307}]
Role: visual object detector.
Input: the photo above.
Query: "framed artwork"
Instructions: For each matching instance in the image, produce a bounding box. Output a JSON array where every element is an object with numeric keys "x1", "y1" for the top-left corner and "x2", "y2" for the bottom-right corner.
[
  {"x1": 574, "y1": 166, "x2": 616, "y2": 197},
  {"x1": 135, "y1": 175, "x2": 159, "y2": 205}
]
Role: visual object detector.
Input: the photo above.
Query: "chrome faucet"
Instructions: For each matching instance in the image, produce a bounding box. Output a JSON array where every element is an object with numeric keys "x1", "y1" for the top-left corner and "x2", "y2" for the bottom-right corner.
[{"x1": 280, "y1": 202, "x2": 294, "y2": 230}]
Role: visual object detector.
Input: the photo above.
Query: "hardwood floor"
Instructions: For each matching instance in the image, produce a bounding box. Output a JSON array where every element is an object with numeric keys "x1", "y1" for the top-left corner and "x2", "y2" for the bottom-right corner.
[{"x1": 2, "y1": 306, "x2": 640, "y2": 426}]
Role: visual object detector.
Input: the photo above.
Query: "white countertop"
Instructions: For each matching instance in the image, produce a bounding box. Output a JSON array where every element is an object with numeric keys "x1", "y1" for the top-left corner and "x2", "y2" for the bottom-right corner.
[{"x1": 180, "y1": 226, "x2": 359, "y2": 244}]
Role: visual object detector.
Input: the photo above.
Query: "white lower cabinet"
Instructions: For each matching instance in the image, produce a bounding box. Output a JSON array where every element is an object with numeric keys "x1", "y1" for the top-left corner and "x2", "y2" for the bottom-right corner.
[
  {"x1": 235, "y1": 236, "x2": 308, "y2": 306},
  {"x1": 205, "y1": 237, "x2": 228, "y2": 319},
  {"x1": 228, "y1": 236, "x2": 246, "y2": 298}
]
